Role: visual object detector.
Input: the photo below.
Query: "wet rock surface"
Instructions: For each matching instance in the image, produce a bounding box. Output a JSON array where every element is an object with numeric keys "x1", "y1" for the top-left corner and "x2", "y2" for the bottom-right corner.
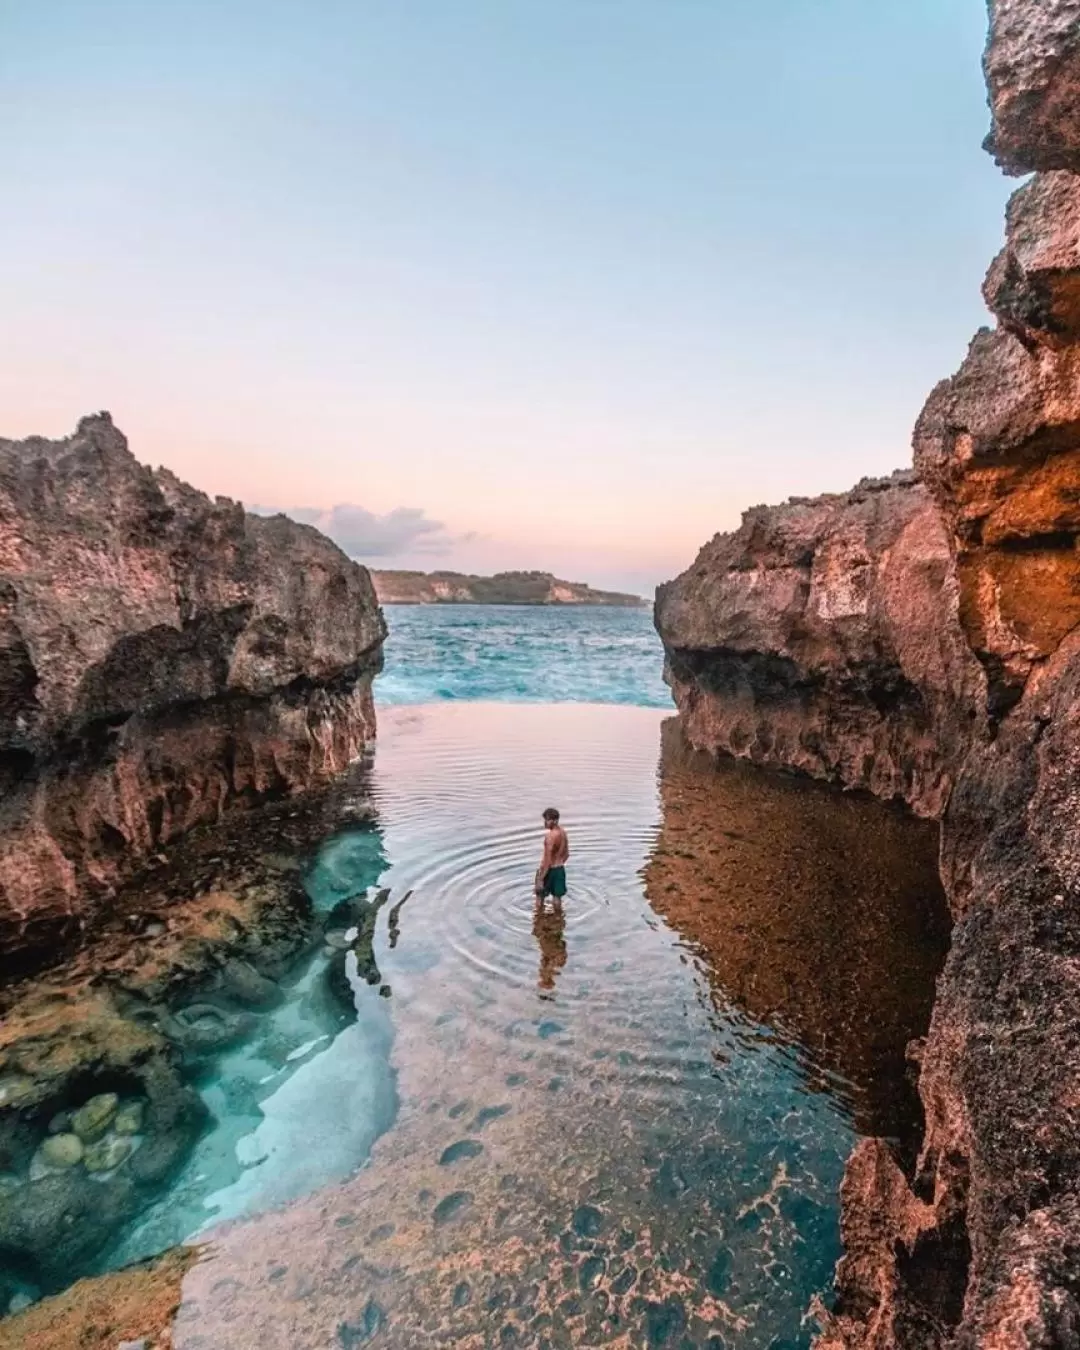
[
  {"x1": 659, "y1": 4, "x2": 1080, "y2": 1344},
  {"x1": 0, "y1": 413, "x2": 385, "y2": 973},
  {"x1": 0, "y1": 764, "x2": 380, "y2": 1311}
]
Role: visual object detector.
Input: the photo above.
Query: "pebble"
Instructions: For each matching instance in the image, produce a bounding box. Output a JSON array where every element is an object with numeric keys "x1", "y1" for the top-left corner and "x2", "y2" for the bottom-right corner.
[
  {"x1": 117, "y1": 1340, "x2": 149, "y2": 1350},
  {"x1": 72, "y1": 1092, "x2": 120, "y2": 1142},
  {"x1": 113, "y1": 1101, "x2": 145, "y2": 1136},
  {"x1": 37, "y1": 1133, "x2": 84, "y2": 1170},
  {"x1": 83, "y1": 1134, "x2": 133, "y2": 1174},
  {"x1": 47, "y1": 1110, "x2": 72, "y2": 1135}
]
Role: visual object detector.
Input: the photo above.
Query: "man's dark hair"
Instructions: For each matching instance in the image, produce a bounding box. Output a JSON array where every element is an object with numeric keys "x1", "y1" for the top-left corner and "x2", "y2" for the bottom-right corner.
[{"x1": 543, "y1": 807, "x2": 560, "y2": 824}]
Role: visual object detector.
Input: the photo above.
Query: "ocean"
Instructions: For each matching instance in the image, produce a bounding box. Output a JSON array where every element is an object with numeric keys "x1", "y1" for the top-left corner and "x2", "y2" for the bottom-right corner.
[{"x1": 375, "y1": 603, "x2": 671, "y2": 707}]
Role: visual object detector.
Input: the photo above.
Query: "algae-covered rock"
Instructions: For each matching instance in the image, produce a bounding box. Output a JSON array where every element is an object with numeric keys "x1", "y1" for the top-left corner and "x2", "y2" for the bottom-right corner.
[
  {"x1": 167, "y1": 1004, "x2": 252, "y2": 1054},
  {"x1": 112, "y1": 1101, "x2": 145, "y2": 1136},
  {"x1": 127, "y1": 1131, "x2": 189, "y2": 1187},
  {"x1": 221, "y1": 959, "x2": 282, "y2": 1008},
  {"x1": 83, "y1": 1136, "x2": 133, "y2": 1174},
  {"x1": 71, "y1": 1094, "x2": 119, "y2": 1142},
  {"x1": 37, "y1": 1134, "x2": 84, "y2": 1170}
]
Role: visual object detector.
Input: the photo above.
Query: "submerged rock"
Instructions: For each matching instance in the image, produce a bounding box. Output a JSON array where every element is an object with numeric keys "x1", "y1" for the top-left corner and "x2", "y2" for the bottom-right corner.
[
  {"x1": 113, "y1": 1101, "x2": 145, "y2": 1136},
  {"x1": 71, "y1": 1093, "x2": 119, "y2": 1142},
  {"x1": 83, "y1": 1135, "x2": 134, "y2": 1175},
  {"x1": 35, "y1": 1134, "x2": 83, "y2": 1170}
]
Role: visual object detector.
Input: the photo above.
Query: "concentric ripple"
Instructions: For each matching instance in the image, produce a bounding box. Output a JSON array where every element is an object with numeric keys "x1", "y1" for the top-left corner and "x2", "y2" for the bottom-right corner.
[
  {"x1": 170, "y1": 701, "x2": 946, "y2": 1350},
  {"x1": 364, "y1": 703, "x2": 719, "y2": 1107}
]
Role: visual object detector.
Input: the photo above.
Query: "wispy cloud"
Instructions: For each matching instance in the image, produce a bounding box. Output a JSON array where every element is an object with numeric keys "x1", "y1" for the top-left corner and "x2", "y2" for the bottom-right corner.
[{"x1": 248, "y1": 502, "x2": 453, "y2": 558}]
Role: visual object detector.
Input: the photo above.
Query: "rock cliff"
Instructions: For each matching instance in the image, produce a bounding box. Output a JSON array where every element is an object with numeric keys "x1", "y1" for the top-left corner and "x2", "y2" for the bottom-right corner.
[
  {"x1": 372, "y1": 568, "x2": 645, "y2": 606},
  {"x1": 658, "y1": 1, "x2": 1080, "y2": 1343},
  {"x1": 0, "y1": 413, "x2": 385, "y2": 971}
]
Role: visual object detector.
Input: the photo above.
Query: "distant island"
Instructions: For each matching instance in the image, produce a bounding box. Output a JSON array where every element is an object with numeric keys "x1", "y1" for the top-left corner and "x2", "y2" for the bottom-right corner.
[{"x1": 371, "y1": 569, "x2": 646, "y2": 607}]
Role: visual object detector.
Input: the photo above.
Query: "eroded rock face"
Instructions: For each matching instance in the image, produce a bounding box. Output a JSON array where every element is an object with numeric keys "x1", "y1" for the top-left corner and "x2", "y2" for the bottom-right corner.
[
  {"x1": 913, "y1": 327, "x2": 1080, "y2": 711},
  {"x1": 985, "y1": 0, "x2": 1080, "y2": 175},
  {"x1": 0, "y1": 414, "x2": 385, "y2": 969},
  {"x1": 984, "y1": 172, "x2": 1080, "y2": 349},
  {"x1": 656, "y1": 473, "x2": 985, "y2": 819}
]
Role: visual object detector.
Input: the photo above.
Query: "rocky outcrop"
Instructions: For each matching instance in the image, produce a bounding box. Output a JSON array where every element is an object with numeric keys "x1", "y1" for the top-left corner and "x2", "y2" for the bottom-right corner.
[
  {"x1": 984, "y1": 0, "x2": 1080, "y2": 175},
  {"x1": 656, "y1": 472, "x2": 984, "y2": 820},
  {"x1": 372, "y1": 568, "x2": 645, "y2": 606},
  {"x1": 0, "y1": 413, "x2": 385, "y2": 971},
  {"x1": 659, "y1": 2, "x2": 1080, "y2": 1344}
]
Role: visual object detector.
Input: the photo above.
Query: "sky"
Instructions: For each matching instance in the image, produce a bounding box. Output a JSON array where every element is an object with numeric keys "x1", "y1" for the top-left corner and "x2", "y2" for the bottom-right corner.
[{"x1": 1, "y1": 1, "x2": 1011, "y2": 595}]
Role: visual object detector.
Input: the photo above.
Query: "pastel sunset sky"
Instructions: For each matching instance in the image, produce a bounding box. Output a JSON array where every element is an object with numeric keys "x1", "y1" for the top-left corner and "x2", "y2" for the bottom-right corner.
[{"x1": 3, "y1": 1, "x2": 1008, "y2": 594}]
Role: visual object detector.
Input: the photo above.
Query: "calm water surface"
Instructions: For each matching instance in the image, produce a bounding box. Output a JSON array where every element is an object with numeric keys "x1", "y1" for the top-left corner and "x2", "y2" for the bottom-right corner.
[{"x1": 170, "y1": 702, "x2": 946, "y2": 1350}]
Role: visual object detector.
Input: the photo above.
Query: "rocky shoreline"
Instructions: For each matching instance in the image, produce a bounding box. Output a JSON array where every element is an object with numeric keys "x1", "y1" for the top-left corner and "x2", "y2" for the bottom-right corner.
[
  {"x1": 0, "y1": 415, "x2": 391, "y2": 1332},
  {"x1": 658, "y1": 2, "x2": 1080, "y2": 1343},
  {"x1": 0, "y1": 414, "x2": 385, "y2": 975},
  {"x1": 0, "y1": 762, "x2": 388, "y2": 1319}
]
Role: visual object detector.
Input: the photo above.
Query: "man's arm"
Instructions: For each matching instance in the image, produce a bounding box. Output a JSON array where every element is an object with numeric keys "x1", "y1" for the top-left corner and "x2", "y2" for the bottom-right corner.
[{"x1": 535, "y1": 833, "x2": 554, "y2": 892}]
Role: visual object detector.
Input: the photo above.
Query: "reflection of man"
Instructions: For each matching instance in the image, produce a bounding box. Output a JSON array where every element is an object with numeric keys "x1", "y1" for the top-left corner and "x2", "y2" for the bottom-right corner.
[
  {"x1": 534, "y1": 807, "x2": 569, "y2": 911},
  {"x1": 533, "y1": 904, "x2": 567, "y2": 999}
]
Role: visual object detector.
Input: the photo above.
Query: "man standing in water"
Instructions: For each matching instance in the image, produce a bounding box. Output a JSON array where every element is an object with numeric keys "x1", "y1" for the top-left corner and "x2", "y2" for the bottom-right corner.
[{"x1": 535, "y1": 807, "x2": 569, "y2": 910}]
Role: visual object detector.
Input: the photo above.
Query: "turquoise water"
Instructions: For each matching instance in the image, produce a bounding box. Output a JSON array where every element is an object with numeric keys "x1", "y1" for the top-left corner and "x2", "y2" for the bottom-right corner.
[{"x1": 376, "y1": 604, "x2": 670, "y2": 707}]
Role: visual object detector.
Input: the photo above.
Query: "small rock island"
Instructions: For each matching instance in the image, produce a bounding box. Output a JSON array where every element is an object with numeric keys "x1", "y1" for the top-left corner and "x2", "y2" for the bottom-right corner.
[{"x1": 371, "y1": 569, "x2": 645, "y2": 606}]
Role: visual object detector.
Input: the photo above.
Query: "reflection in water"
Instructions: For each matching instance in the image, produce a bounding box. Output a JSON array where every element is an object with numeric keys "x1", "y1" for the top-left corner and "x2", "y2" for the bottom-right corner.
[
  {"x1": 172, "y1": 703, "x2": 946, "y2": 1350},
  {"x1": 533, "y1": 901, "x2": 568, "y2": 998},
  {"x1": 645, "y1": 720, "x2": 950, "y2": 1146}
]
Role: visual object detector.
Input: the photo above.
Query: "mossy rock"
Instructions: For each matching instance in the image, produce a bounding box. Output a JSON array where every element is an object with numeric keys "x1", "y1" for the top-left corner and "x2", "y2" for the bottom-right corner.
[
  {"x1": 113, "y1": 1101, "x2": 145, "y2": 1136},
  {"x1": 71, "y1": 1094, "x2": 120, "y2": 1142},
  {"x1": 37, "y1": 1134, "x2": 84, "y2": 1170},
  {"x1": 83, "y1": 1136, "x2": 133, "y2": 1174}
]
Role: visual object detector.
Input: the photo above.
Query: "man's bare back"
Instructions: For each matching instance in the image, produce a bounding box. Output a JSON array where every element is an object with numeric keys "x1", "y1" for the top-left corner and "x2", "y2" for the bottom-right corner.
[{"x1": 535, "y1": 807, "x2": 569, "y2": 905}]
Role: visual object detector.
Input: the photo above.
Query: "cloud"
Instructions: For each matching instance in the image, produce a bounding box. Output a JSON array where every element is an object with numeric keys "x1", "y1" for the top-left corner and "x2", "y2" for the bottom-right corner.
[{"x1": 248, "y1": 502, "x2": 451, "y2": 558}]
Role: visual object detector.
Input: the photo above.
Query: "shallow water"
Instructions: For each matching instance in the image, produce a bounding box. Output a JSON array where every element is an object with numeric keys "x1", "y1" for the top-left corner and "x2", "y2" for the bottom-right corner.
[
  {"x1": 376, "y1": 605, "x2": 670, "y2": 707},
  {"x1": 167, "y1": 703, "x2": 947, "y2": 1350}
]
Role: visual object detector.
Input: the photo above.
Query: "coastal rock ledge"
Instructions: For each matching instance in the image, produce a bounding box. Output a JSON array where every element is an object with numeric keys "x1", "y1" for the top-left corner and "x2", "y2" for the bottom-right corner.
[
  {"x1": 0, "y1": 412, "x2": 385, "y2": 972},
  {"x1": 658, "y1": 1, "x2": 1080, "y2": 1345}
]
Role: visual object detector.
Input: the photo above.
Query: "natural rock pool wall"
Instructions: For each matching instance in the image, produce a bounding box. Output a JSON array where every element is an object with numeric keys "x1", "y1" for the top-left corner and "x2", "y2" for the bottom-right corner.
[
  {"x1": 658, "y1": 1, "x2": 1080, "y2": 1343},
  {"x1": 0, "y1": 413, "x2": 385, "y2": 972}
]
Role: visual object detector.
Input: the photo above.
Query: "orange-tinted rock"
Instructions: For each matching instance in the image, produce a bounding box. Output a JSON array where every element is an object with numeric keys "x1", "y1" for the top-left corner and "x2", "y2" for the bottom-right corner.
[
  {"x1": 914, "y1": 327, "x2": 1080, "y2": 707},
  {"x1": 984, "y1": 173, "x2": 1080, "y2": 349},
  {"x1": 984, "y1": 0, "x2": 1080, "y2": 175},
  {"x1": 0, "y1": 414, "x2": 385, "y2": 971}
]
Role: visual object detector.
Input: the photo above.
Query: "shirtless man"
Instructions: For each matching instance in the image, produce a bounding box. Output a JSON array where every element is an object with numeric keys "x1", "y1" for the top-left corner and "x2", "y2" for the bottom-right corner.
[{"x1": 534, "y1": 807, "x2": 569, "y2": 910}]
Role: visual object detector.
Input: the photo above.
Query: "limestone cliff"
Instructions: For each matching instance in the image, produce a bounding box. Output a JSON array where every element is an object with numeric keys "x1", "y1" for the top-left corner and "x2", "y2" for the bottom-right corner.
[
  {"x1": 372, "y1": 568, "x2": 645, "y2": 606},
  {"x1": 658, "y1": 0, "x2": 1080, "y2": 1343},
  {"x1": 657, "y1": 472, "x2": 984, "y2": 820},
  {"x1": 0, "y1": 413, "x2": 385, "y2": 971}
]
